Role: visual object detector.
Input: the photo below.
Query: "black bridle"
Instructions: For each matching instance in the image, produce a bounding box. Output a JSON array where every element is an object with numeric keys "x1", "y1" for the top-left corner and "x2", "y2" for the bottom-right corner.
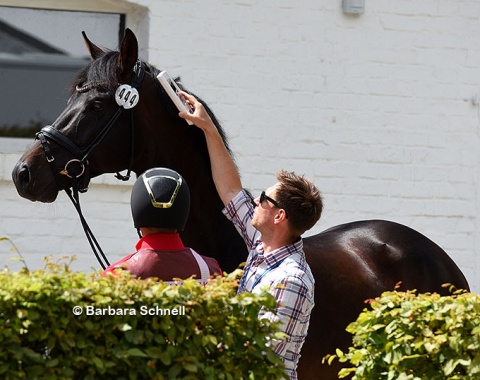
[{"x1": 35, "y1": 60, "x2": 146, "y2": 270}]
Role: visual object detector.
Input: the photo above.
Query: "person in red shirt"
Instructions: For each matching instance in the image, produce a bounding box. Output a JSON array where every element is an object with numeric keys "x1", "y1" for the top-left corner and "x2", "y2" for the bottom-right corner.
[{"x1": 103, "y1": 167, "x2": 222, "y2": 283}]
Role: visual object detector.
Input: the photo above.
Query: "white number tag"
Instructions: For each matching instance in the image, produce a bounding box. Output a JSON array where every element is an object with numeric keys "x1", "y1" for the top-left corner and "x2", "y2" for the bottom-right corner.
[{"x1": 115, "y1": 84, "x2": 139, "y2": 109}]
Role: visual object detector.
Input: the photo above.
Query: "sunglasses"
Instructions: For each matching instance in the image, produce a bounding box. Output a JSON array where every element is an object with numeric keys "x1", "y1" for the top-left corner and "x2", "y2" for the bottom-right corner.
[{"x1": 259, "y1": 191, "x2": 288, "y2": 218}]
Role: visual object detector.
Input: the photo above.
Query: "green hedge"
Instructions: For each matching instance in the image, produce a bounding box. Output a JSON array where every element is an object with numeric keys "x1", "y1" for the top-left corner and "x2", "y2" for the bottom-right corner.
[
  {"x1": 328, "y1": 288, "x2": 480, "y2": 379},
  {"x1": 0, "y1": 259, "x2": 285, "y2": 380}
]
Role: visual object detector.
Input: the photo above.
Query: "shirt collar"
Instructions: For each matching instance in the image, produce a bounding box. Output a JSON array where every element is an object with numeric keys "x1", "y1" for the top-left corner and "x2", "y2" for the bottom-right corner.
[
  {"x1": 135, "y1": 233, "x2": 185, "y2": 251},
  {"x1": 258, "y1": 238, "x2": 304, "y2": 267}
]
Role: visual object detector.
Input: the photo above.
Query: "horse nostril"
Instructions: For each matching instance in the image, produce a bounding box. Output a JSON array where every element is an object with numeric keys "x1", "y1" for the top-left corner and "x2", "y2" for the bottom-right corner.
[{"x1": 16, "y1": 163, "x2": 31, "y2": 188}]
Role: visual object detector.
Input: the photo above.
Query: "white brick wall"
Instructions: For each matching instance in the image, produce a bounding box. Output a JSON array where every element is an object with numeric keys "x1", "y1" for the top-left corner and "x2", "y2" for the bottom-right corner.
[{"x1": 2, "y1": 0, "x2": 479, "y2": 292}]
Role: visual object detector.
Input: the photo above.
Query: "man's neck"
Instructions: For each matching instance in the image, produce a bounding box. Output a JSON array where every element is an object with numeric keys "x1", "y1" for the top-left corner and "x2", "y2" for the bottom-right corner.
[{"x1": 261, "y1": 232, "x2": 298, "y2": 254}]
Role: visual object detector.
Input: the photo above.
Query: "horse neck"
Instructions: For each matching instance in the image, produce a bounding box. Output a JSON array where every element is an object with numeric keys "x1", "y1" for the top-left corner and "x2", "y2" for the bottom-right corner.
[{"x1": 134, "y1": 108, "x2": 228, "y2": 241}]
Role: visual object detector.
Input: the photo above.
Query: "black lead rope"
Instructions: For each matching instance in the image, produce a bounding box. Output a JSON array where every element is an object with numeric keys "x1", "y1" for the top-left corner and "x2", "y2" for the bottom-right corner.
[
  {"x1": 65, "y1": 177, "x2": 110, "y2": 270},
  {"x1": 63, "y1": 108, "x2": 135, "y2": 270}
]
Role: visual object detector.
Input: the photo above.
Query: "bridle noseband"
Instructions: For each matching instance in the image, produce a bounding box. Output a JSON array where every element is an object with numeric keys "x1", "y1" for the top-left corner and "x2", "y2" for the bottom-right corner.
[{"x1": 35, "y1": 60, "x2": 146, "y2": 270}]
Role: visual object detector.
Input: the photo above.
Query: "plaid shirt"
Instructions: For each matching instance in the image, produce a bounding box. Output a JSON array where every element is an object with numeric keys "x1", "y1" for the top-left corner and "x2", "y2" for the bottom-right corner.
[{"x1": 223, "y1": 190, "x2": 315, "y2": 380}]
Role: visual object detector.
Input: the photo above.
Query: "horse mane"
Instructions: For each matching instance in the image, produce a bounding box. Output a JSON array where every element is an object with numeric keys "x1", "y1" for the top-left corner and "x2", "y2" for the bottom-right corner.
[{"x1": 69, "y1": 51, "x2": 232, "y2": 155}]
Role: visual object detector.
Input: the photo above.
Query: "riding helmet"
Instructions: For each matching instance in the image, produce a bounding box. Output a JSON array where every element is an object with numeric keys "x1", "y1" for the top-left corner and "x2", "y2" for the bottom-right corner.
[{"x1": 131, "y1": 167, "x2": 190, "y2": 231}]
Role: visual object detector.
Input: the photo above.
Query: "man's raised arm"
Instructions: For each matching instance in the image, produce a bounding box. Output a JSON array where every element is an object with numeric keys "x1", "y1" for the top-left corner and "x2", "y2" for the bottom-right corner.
[{"x1": 179, "y1": 92, "x2": 242, "y2": 206}]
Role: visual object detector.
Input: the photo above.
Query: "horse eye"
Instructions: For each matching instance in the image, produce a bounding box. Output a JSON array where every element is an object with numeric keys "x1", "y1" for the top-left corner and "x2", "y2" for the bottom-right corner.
[{"x1": 92, "y1": 101, "x2": 104, "y2": 112}]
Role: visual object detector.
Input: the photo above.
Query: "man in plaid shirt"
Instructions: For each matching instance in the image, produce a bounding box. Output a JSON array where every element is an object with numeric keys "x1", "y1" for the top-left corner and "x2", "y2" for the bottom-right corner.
[{"x1": 180, "y1": 92, "x2": 323, "y2": 379}]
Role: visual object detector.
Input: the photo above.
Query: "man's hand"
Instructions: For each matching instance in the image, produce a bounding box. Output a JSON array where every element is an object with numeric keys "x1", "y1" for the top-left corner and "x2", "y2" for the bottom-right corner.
[{"x1": 178, "y1": 91, "x2": 216, "y2": 132}]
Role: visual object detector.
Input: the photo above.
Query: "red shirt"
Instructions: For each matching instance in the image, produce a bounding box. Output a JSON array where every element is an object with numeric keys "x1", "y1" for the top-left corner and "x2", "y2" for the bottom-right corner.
[{"x1": 102, "y1": 233, "x2": 222, "y2": 281}]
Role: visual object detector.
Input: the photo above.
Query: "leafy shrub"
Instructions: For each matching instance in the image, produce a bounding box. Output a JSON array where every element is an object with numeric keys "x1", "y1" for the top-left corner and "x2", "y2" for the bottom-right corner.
[
  {"x1": 328, "y1": 289, "x2": 480, "y2": 379},
  {"x1": 0, "y1": 259, "x2": 285, "y2": 380}
]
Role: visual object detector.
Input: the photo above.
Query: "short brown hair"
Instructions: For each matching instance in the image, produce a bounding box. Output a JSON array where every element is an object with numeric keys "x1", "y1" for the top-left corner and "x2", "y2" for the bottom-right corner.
[{"x1": 275, "y1": 170, "x2": 323, "y2": 236}]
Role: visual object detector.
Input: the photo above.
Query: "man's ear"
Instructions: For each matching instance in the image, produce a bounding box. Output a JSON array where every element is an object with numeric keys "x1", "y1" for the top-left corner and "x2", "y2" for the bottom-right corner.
[{"x1": 273, "y1": 209, "x2": 288, "y2": 224}]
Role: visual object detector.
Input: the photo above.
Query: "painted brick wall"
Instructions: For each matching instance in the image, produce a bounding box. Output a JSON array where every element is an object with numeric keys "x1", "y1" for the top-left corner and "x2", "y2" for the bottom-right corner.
[{"x1": 2, "y1": 0, "x2": 479, "y2": 292}]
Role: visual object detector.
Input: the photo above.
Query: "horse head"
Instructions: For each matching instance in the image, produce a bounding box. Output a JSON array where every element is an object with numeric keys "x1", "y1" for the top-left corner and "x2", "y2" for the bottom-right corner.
[
  {"x1": 12, "y1": 29, "x2": 246, "y2": 272},
  {"x1": 12, "y1": 29, "x2": 179, "y2": 202}
]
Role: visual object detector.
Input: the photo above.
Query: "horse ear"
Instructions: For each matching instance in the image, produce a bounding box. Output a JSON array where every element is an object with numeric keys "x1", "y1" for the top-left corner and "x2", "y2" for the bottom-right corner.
[
  {"x1": 82, "y1": 31, "x2": 104, "y2": 60},
  {"x1": 118, "y1": 28, "x2": 139, "y2": 75}
]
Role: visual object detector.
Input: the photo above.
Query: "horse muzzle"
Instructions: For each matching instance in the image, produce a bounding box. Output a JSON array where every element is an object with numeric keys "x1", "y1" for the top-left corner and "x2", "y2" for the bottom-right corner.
[{"x1": 12, "y1": 159, "x2": 59, "y2": 203}]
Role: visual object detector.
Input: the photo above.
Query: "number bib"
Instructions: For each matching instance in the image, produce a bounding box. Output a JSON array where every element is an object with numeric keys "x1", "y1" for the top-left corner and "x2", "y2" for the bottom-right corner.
[{"x1": 115, "y1": 84, "x2": 139, "y2": 109}]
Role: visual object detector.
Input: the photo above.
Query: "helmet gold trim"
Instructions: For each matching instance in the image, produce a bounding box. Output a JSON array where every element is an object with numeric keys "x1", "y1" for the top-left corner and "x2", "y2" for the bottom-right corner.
[{"x1": 131, "y1": 168, "x2": 190, "y2": 230}]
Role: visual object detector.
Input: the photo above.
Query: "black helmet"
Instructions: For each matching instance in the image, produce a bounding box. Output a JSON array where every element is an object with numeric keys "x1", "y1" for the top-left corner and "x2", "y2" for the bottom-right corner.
[{"x1": 131, "y1": 168, "x2": 190, "y2": 231}]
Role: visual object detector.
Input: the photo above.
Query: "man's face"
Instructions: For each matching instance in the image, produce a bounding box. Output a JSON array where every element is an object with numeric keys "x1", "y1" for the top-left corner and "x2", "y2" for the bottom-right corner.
[{"x1": 252, "y1": 183, "x2": 281, "y2": 232}]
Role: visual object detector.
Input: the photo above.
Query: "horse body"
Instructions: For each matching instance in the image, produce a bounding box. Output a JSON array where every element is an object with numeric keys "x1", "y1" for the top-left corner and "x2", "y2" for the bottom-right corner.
[
  {"x1": 300, "y1": 219, "x2": 468, "y2": 378},
  {"x1": 12, "y1": 30, "x2": 469, "y2": 379}
]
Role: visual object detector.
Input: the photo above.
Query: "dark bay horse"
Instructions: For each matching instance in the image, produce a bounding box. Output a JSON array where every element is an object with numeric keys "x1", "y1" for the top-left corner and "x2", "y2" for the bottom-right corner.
[{"x1": 12, "y1": 29, "x2": 469, "y2": 379}]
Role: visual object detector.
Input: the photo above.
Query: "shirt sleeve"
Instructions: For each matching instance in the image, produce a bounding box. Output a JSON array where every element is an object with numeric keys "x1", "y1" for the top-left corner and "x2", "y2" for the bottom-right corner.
[
  {"x1": 259, "y1": 276, "x2": 313, "y2": 375},
  {"x1": 222, "y1": 189, "x2": 262, "y2": 250}
]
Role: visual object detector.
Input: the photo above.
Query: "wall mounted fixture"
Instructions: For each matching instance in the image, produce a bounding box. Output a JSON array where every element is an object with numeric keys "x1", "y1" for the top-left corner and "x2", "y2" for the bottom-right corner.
[{"x1": 342, "y1": 0, "x2": 365, "y2": 15}]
